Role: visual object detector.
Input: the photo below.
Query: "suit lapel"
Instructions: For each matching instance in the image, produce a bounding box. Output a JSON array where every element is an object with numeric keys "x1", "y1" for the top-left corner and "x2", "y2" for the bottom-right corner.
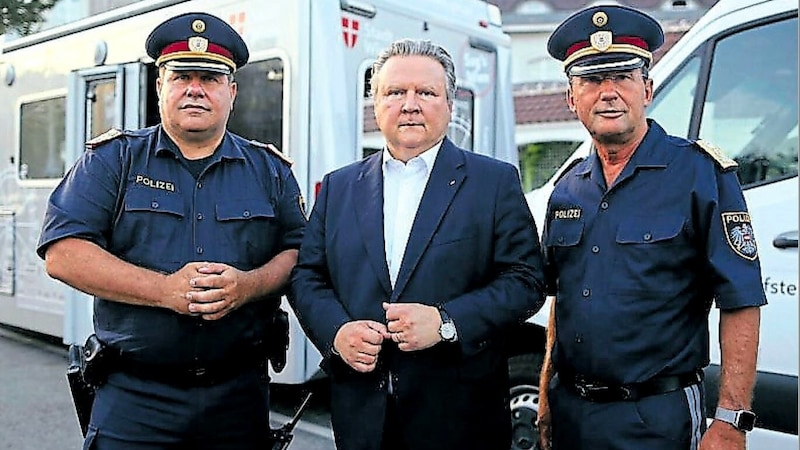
[
  {"x1": 354, "y1": 153, "x2": 393, "y2": 295},
  {"x1": 392, "y1": 139, "x2": 465, "y2": 299}
]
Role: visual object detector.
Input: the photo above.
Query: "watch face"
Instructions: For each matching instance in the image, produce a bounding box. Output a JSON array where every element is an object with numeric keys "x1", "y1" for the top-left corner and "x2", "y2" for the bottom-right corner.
[
  {"x1": 738, "y1": 411, "x2": 756, "y2": 431},
  {"x1": 440, "y1": 322, "x2": 456, "y2": 341}
]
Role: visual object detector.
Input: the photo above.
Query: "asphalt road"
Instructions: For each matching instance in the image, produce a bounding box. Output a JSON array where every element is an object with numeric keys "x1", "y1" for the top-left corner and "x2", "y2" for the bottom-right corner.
[{"x1": 0, "y1": 326, "x2": 335, "y2": 449}]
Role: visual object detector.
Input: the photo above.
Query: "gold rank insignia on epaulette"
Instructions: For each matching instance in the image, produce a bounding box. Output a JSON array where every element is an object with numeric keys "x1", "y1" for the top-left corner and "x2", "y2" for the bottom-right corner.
[
  {"x1": 85, "y1": 128, "x2": 124, "y2": 149},
  {"x1": 251, "y1": 140, "x2": 293, "y2": 166},
  {"x1": 695, "y1": 140, "x2": 737, "y2": 171}
]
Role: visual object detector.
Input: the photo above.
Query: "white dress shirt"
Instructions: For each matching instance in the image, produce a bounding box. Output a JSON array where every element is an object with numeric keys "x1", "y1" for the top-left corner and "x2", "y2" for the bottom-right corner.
[{"x1": 382, "y1": 143, "x2": 440, "y2": 288}]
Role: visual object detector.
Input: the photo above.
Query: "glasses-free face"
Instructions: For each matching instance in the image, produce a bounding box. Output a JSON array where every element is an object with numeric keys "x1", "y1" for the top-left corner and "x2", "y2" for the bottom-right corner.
[
  {"x1": 372, "y1": 55, "x2": 452, "y2": 161},
  {"x1": 566, "y1": 69, "x2": 653, "y2": 146},
  {"x1": 157, "y1": 69, "x2": 237, "y2": 144}
]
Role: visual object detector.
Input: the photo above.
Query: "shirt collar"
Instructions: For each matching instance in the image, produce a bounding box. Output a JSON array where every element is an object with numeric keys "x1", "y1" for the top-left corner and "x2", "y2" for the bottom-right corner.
[
  {"x1": 577, "y1": 119, "x2": 671, "y2": 178},
  {"x1": 382, "y1": 140, "x2": 442, "y2": 172}
]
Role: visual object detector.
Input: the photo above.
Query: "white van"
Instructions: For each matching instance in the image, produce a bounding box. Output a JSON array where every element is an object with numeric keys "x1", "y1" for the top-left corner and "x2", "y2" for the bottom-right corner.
[
  {"x1": 514, "y1": 1, "x2": 798, "y2": 448},
  {"x1": 0, "y1": 0, "x2": 516, "y2": 386}
]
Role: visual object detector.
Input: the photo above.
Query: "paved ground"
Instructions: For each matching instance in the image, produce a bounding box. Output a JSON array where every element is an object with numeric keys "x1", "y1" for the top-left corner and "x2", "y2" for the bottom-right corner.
[{"x1": 0, "y1": 326, "x2": 334, "y2": 449}]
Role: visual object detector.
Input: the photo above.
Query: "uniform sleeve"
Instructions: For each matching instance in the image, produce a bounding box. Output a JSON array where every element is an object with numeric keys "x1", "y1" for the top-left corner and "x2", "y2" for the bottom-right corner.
[
  {"x1": 36, "y1": 145, "x2": 123, "y2": 259},
  {"x1": 705, "y1": 170, "x2": 767, "y2": 310},
  {"x1": 274, "y1": 164, "x2": 307, "y2": 252}
]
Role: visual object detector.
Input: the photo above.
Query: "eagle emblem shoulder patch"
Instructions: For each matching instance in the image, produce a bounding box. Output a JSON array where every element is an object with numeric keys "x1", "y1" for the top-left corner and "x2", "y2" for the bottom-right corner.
[{"x1": 721, "y1": 211, "x2": 758, "y2": 260}]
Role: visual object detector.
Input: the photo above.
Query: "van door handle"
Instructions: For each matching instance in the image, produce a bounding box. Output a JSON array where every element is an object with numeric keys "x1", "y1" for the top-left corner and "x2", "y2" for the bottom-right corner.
[{"x1": 772, "y1": 231, "x2": 799, "y2": 249}]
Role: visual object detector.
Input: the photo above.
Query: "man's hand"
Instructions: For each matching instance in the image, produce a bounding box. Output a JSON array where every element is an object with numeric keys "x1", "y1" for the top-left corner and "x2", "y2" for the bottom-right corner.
[
  {"x1": 333, "y1": 321, "x2": 390, "y2": 373},
  {"x1": 699, "y1": 420, "x2": 746, "y2": 450},
  {"x1": 383, "y1": 302, "x2": 441, "y2": 352},
  {"x1": 162, "y1": 262, "x2": 210, "y2": 315},
  {"x1": 183, "y1": 262, "x2": 252, "y2": 320}
]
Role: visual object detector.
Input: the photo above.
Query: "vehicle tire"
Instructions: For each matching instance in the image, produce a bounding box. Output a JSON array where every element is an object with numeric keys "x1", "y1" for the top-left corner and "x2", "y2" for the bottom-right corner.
[{"x1": 509, "y1": 353, "x2": 543, "y2": 450}]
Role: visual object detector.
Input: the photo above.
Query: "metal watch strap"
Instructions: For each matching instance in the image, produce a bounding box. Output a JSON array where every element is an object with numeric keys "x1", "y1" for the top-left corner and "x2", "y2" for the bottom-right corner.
[{"x1": 715, "y1": 407, "x2": 756, "y2": 432}]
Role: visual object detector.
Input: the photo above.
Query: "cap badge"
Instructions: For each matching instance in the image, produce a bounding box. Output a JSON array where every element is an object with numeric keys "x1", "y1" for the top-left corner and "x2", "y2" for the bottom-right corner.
[
  {"x1": 192, "y1": 19, "x2": 205, "y2": 33},
  {"x1": 592, "y1": 11, "x2": 608, "y2": 27},
  {"x1": 590, "y1": 31, "x2": 613, "y2": 52},
  {"x1": 188, "y1": 36, "x2": 209, "y2": 53}
]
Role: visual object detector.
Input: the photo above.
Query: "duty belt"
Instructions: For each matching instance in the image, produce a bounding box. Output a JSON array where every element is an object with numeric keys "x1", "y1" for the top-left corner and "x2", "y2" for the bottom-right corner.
[
  {"x1": 559, "y1": 369, "x2": 703, "y2": 402},
  {"x1": 115, "y1": 349, "x2": 266, "y2": 387}
]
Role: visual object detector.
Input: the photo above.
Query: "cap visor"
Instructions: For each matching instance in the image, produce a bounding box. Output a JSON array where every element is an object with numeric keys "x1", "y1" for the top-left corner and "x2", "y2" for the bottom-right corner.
[
  {"x1": 162, "y1": 60, "x2": 231, "y2": 74},
  {"x1": 568, "y1": 56, "x2": 645, "y2": 77}
]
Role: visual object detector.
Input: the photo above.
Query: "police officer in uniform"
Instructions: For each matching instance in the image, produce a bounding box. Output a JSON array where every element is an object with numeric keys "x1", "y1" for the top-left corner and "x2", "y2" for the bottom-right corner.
[
  {"x1": 37, "y1": 12, "x2": 306, "y2": 449},
  {"x1": 536, "y1": 5, "x2": 765, "y2": 450}
]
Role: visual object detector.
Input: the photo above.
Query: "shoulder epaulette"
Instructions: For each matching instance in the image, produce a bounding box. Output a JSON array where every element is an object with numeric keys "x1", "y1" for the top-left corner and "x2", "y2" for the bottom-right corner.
[
  {"x1": 251, "y1": 140, "x2": 293, "y2": 166},
  {"x1": 694, "y1": 139, "x2": 738, "y2": 171},
  {"x1": 85, "y1": 128, "x2": 124, "y2": 149},
  {"x1": 554, "y1": 156, "x2": 586, "y2": 184}
]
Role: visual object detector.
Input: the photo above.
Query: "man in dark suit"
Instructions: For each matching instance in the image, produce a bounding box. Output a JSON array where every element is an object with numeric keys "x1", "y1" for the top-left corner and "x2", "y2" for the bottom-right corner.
[{"x1": 290, "y1": 38, "x2": 546, "y2": 450}]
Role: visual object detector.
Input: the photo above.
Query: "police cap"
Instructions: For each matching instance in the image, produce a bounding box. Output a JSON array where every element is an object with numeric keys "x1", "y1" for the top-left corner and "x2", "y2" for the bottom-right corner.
[
  {"x1": 145, "y1": 12, "x2": 249, "y2": 74},
  {"x1": 547, "y1": 5, "x2": 664, "y2": 77}
]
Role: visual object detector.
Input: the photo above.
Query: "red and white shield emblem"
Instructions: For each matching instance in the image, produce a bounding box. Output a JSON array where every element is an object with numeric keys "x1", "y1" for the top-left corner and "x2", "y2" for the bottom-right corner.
[{"x1": 342, "y1": 17, "x2": 359, "y2": 48}]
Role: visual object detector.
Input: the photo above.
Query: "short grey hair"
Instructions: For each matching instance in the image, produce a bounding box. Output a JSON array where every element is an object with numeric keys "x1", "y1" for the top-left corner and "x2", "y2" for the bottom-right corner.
[{"x1": 370, "y1": 38, "x2": 457, "y2": 107}]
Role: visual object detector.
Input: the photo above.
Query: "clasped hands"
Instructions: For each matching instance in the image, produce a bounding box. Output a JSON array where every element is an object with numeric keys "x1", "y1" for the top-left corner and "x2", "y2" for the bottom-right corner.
[
  {"x1": 333, "y1": 302, "x2": 443, "y2": 373},
  {"x1": 166, "y1": 262, "x2": 249, "y2": 320}
]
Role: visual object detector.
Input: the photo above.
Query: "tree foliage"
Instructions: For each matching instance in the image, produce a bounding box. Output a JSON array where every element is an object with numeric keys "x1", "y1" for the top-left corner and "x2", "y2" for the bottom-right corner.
[{"x1": 1, "y1": 0, "x2": 60, "y2": 36}]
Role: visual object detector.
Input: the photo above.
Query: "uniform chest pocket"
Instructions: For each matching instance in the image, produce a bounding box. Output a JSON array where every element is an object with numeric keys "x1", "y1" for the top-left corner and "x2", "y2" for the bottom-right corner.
[
  {"x1": 216, "y1": 199, "x2": 277, "y2": 266},
  {"x1": 117, "y1": 190, "x2": 186, "y2": 263},
  {"x1": 215, "y1": 199, "x2": 275, "y2": 222},
  {"x1": 545, "y1": 219, "x2": 584, "y2": 248},
  {"x1": 616, "y1": 215, "x2": 685, "y2": 245},
  {"x1": 124, "y1": 190, "x2": 185, "y2": 218},
  {"x1": 612, "y1": 215, "x2": 689, "y2": 295}
]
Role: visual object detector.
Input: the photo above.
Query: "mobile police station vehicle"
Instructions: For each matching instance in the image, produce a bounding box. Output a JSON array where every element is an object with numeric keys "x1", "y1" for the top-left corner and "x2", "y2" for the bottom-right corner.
[
  {"x1": 510, "y1": 0, "x2": 798, "y2": 449},
  {"x1": 0, "y1": 0, "x2": 516, "y2": 387}
]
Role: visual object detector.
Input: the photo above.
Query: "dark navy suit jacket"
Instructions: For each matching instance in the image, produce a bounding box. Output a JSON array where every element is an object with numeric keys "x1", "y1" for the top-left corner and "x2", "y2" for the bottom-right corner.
[{"x1": 290, "y1": 138, "x2": 545, "y2": 450}]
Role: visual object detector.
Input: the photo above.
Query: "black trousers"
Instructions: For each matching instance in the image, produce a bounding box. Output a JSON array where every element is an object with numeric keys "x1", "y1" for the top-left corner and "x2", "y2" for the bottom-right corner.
[{"x1": 380, "y1": 395, "x2": 408, "y2": 450}]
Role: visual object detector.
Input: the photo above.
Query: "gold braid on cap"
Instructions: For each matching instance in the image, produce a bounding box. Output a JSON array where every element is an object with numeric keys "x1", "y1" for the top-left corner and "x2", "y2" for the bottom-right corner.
[
  {"x1": 156, "y1": 52, "x2": 236, "y2": 72},
  {"x1": 563, "y1": 44, "x2": 652, "y2": 71}
]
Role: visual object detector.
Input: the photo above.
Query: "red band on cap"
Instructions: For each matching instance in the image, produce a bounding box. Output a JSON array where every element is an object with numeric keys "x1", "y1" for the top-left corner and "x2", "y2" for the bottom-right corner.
[
  {"x1": 160, "y1": 41, "x2": 233, "y2": 60},
  {"x1": 565, "y1": 36, "x2": 648, "y2": 59}
]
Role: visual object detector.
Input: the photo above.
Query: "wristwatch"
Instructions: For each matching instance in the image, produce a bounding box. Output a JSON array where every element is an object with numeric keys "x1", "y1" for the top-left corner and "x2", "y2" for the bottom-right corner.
[
  {"x1": 714, "y1": 407, "x2": 756, "y2": 432},
  {"x1": 437, "y1": 307, "x2": 458, "y2": 342}
]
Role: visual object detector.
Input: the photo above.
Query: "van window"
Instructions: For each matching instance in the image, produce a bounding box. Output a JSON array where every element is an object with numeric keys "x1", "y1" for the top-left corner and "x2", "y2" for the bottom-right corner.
[
  {"x1": 650, "y1": 16, "x2": 798, "y2": 187},
  {"x1": 518, "y1": 140, "x2": 582, "y2": 192},
  {"x1": 86, "y1": 79, "x2": 118, "y2": 144},
  {"x1": 702, "y1": 17, "x2": 798, "y2": 185},
  {"x1": 229, "y1": 57, "x2": 284, "y2": 151},
  {"x1": 18, "y1": 95, "x2": 67, "y2": 181},
  {"x1": 648, "y1": 56, "x2": 700, "y2": 137},
  {"x1": 449, "y1": 88, "x2": 475, "y2": 151}
]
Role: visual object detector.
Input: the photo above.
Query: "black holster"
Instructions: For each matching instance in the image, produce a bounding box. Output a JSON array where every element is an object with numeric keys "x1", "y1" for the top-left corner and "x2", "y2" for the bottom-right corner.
[
  {"x1": 66, "y1": 333, "x2": 115, "y2": 437},
  {"x1": 81, "y1": 334, "x2": 116, "y2": 387},
  {"x1": 266, "y1": 307, "x2": 290, "y2": 373}
]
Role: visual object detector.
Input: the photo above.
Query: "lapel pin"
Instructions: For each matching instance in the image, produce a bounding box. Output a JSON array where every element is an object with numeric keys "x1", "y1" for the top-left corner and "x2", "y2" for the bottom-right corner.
[{"x1": 449, "y1": 180, "x2": 455, "y2": 186}]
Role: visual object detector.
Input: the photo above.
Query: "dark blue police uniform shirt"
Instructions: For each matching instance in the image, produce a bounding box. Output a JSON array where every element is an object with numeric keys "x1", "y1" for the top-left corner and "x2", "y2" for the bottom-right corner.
[
  {"x1": 543, "y1": 120, "x2": 767, "y2": 384},
  {"x1": 37, "y1": 125, "x2": 306, "y2": 365}
]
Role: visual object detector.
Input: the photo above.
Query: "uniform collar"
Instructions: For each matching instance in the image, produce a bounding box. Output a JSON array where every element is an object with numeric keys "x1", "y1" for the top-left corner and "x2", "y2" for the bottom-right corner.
[
  {"x1": 576, "y1": 119, "x2": 672, "y2": 179},
  {"x1": 153, "y1": 125, "x2": 245, "y2": 161}
]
